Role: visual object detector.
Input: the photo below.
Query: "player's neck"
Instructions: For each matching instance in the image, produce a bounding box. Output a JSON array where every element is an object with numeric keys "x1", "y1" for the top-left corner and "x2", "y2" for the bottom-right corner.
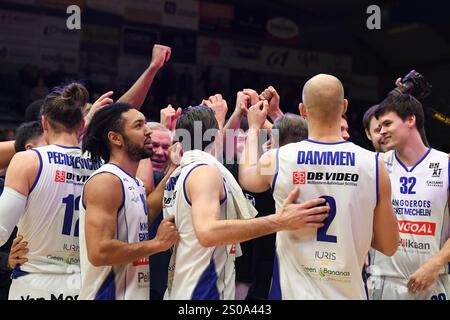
[
  {"x1": 307, "y1": 120, "x2": 343, "y2": 143},
  {"x1": 47, "y1": 131, "x2": 80, "y2": 147},
  {"x1": 395, "y1": 133, "x2": 428, "y2": 167},
  {"x1": 108, "y1": 154, "x2": 139, "y2": 178}
]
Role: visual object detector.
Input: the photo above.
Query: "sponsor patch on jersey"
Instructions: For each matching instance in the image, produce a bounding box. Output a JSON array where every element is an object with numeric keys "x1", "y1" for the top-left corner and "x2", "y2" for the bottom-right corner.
[
  {"x1": 133, "y1": 257, "x2": 149, "y2": 266},
  {"x1": 55, "y1": 170, "x2": 66, "y2": 182},
  {"x1": 399, "y1": 238, "x2": 431, "y2": 251},
  {"x1": 292, "y1": 171, "x2": 306, "y2": 184},
  {"x1": 292, "y1": 171, "x2": 359, "y2": 186},
  {"x1": 426, "y1": 180, "x2": 444, "y2": 188},
  {"x1": 398, "y1": 220, "x2": 436, "y2": 236},
  {"x1": 429, "y1": 162, "x2": 442, "y2": 178}
]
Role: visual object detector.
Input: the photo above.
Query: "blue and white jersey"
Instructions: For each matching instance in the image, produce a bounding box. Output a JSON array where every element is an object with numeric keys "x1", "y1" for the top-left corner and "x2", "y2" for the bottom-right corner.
[
  {"x1": 163, "y1": 162, "x2": 236, "y2": 300},
  {"x1": 16, "y1": 145, "x2": 101, "y2": 275},
  {"x1": 79, "y1": 163, "x2": 150, "y2": 300},
  {"x1": 271, "y1": 139, "x2": 378, "y2": 300},
  {"x1": 372, "y1": 149, "x2": 449, "y2": 279}
]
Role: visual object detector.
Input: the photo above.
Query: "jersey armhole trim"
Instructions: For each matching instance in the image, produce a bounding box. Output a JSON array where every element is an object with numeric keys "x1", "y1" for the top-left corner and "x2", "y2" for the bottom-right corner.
[
  {"x1": 29, "y1": 149, "x2": 43, "y2": 194},
  {"x1": 81, "y1": 172, "x2": 125, "y2": 213},
  {"x1": 447, "y1": 159, "x2": 450, "y2": 192},
  {"x1": 183, "y1": 163, "x2": 208, "y2": 207},
  {"x1": 219, "y1": 179, "x2": 227, "y2": 205},
  {"x1": 271, "y1": 148, "x2": 280, "y2": 195},
  {"x1": 375, "y1": 152, "x2": 379, "y2": 204}
]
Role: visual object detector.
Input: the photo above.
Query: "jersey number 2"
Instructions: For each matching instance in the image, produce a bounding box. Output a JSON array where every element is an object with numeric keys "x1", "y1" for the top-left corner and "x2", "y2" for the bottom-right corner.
[
  {"x1": 317, "y1": 196, "x2": 337, "y2": 243},
  {"x1": 62, "y1": 194, "x2": 80, "y2": 237}
]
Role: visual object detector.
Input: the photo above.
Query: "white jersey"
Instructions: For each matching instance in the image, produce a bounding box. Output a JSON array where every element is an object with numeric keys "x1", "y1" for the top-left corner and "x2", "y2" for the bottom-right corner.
[
  {"x1": 79, "y1": 163, "x2": 150, "y2": 300},
  {"x1": 15, "y1": 145, "x2": 101, "y2": 275},
  {"x1": 371, "y1": 149, "x2": 449, "y2": 279},
  {"x1": 163, "y1": 162, "x2": 236, "y2": 300},
  {"x1": 271, "y1": 139, "x2": 378, "y2": 300}
]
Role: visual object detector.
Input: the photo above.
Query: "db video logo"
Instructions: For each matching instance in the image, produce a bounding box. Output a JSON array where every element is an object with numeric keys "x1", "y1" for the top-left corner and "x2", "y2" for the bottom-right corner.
[{"x1": 293, "y1": 171, "x2": 306, "y2": 184}]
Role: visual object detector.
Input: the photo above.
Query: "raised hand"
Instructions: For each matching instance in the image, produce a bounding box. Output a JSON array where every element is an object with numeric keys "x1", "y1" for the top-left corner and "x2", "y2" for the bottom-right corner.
[
  {"x1": 202, "y1": 94, "x2": 228, "y2": 129},
  {"x1": 234, "y1": 91, "x2": 250, "y2": 116},
  {"x1": 160, "y1": 104, "x2": 182, "y2": 131},
  {"x1": 150, "y1": 44, "x2": 172, "y2": 70},
  {"x1": 247, "y1": 100, "x2": 269, "y2": 130},
  {"x1": 260, "y1": 86, "x2": 283, "y2": 121},
  {"x1": 243, "y1": 88, "x2": 260, "y2": 106},
  {"x1": 83, "y1": 91, "x2": 114, "y2": 129}
]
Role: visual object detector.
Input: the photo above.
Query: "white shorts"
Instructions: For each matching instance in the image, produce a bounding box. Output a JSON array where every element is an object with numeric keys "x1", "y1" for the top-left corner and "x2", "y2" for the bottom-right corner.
[
  {"x1": 368, "y1": 275, "x2": 450, "y2": 300},
  {"x1": 8, "y1": 273, "x2": 80, "y2": 300}
]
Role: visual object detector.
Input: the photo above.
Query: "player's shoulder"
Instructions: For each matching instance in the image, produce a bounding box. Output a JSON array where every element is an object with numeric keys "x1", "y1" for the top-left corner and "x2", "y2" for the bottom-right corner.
[
  {"x1": 10, "y1": 149, "x2": 40, "y2": 165},
  {"x1": 184, "y1": 163, "x2": 222, "y2": 188},
  {"x1": 84, "y1": 171, "x2": 122, "y2": 198},
  {"x1": 428, "y1": 148, "x2": 449, "y2": 162}
]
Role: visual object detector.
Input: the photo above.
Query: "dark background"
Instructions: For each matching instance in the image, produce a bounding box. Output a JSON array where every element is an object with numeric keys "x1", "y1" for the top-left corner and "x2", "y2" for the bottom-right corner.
[{"x1": 0, "y1": 0, "x2": 448, "y2": 151}]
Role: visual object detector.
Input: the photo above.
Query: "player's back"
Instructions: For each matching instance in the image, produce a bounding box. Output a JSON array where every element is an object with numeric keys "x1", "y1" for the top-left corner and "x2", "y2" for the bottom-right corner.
[
  {"x1": 163, "y1": 162, "x2": 236, "y2": 300},
  {"x1": 17, "y1": 145, "x2": 101, "y2": 275},
  {"x1": 271, "y1": 139, "x2": 378, "y2": 299}
]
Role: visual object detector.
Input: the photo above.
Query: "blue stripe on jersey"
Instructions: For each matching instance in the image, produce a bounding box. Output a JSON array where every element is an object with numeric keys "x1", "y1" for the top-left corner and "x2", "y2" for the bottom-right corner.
[
  {"x1": 118, "y1": 177, "x2": 125, "y2": 213},
  {"x1": 362, "y1": 267, "x2": 368, "y2": 299},
  {"x1": 183, "y1": 164, "x2": 207, "y2": 207},
  {"x1": 11, "y1": 266, "x2": 29, "y2": 279},
  {"x1": 191, "y1": 257, "x2": 220, "y2": 300},
  {"x1": 394, "y1": 148, "x2": 431, "y2": 173},
  {"x1": 375, "y1": 153, "x2": 379, "y2": 204},
  {"x1": 29, "y1": 149, "x2": 42, "y2": 194},
  {"x1": 54, "y1": 144, "x2": 81, "y2": 149},
  {"x1": 109, "y1": 163, "x2": 140, "y2": 185},
  {"x1": 268, "y1": 253, "x2": 281, "y2": 300},
  {"x1": 271, "y1": 148, "x2": 280, "y2": 195},
  {"x1": 95, "y1": 270, "x2": 116, "y2": 300},
  {"x1": 304, "y1": 139, "x2": 350, "y2": 145},
  {"x1": 219, "y1": 179, "x2": 227, "y2": 205}
]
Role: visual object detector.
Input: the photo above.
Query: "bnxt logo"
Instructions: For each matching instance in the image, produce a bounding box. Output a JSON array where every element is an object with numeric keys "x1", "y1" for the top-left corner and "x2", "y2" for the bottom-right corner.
[
  {"x1": 293, "y1": 171, "x2": 306, "y2": 184},
  {"x1": 55, "y1": 170, "x2": 66, "y2": 183}
]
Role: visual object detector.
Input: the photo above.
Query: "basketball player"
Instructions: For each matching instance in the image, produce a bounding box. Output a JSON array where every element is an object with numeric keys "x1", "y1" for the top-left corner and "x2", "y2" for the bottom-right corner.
[
  {"x1": 0, "y1": 83, "x2": 101, "y2": 300},
  {"x1": 239, "y1": 74, "x2": 399, "y2": 299},
  {"x1": 369, "y1": 93, "x2": 449, "y2": 300},
  {"x1": 0, "y1": 121, "x2": 46, "y2": 299},
  {"x1": 163, "y1": 106, "x2": 330, "y2": 300},
  {"x1": 79, "y1": 103, "x2": 179, "y2": 300},
  {"x1": 363, "y1": 105, "x2": 387, "y2": 153},
  {"x1": 341, "y1": 114, "x2": 350, "y2": 141}
]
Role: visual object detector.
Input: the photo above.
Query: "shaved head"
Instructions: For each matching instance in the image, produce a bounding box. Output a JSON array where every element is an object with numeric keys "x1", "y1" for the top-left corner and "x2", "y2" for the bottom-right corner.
[{"x1": 302, "y1": 74, "x2": 345, "y2": 121}]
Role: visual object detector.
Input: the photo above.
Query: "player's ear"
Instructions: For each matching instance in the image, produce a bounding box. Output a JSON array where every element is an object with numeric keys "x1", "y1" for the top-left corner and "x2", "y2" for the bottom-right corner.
[
  {"x1": 343, "y1": 99, "x2": 348, "y2": 114},
  {"x1": 364, "y1": 128, "x2": 372, "y2": 141},
  {"x1": 407, "y1": 115, "x2": 416, "y2": 129},
  {"x1": 108, "y1": 131, "x2": 123, "y2": 147},
  {"x1": 299, "y1": 103, "x2": 307, "y2": 118},
  {"x1": 42, "y1": 115, "x2": 48, "y2": 131}
]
